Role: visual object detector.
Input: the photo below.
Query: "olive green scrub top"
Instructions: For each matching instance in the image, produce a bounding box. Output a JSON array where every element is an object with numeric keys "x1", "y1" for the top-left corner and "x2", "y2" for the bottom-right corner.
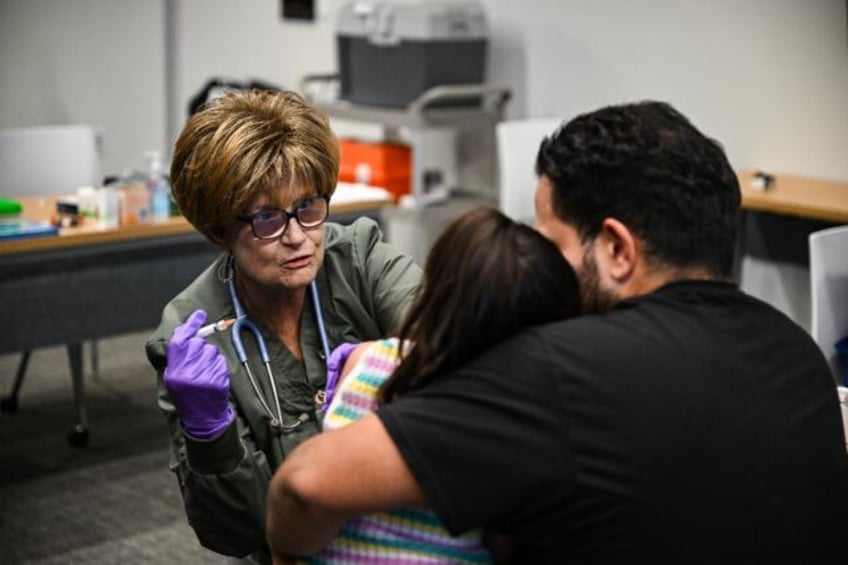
[{"x1": 145, "y1": 218, "x2": 422, "y2": 560}]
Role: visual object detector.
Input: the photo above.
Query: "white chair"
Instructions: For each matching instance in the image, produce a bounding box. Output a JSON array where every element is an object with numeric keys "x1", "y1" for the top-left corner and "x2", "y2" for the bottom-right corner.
[
  {"x1": 809, "y1": 224, "x2": 848, "y2": 384},
  {"x1": 838, "y1": 386, "x2": 848, "y2": 452},
  {"x1": 496, "y1": 117, "x2": 563, "y2": 224},
  {"x1": 0, "y1": 124, "x2": 103, "y2": 445}
]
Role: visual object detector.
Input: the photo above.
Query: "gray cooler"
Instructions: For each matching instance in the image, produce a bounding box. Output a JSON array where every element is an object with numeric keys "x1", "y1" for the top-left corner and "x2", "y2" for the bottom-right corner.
[{"x1": 337, "y1": 1, "x2": 488, "y2": 108}]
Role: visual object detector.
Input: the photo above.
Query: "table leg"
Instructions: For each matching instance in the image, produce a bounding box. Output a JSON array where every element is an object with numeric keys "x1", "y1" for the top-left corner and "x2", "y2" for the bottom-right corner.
[
  {"x1": 0, "y1": 350, "x2": 32, "y2": 413},
  {"x1": 90, "y1": 339, "x2": 99, "y2": 381},
  {"x1": 66, "y1": 342, "x2": 90, "y2": 447}
]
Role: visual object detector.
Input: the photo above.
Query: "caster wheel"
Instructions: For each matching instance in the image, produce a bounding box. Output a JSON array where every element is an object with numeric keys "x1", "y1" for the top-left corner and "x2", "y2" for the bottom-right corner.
[
  {"x1": 67, "y1": 425, "x2": 90, "y2": 447},
  {"x1": 0, "y1": 395, "x2": 18, "y2": 414}
]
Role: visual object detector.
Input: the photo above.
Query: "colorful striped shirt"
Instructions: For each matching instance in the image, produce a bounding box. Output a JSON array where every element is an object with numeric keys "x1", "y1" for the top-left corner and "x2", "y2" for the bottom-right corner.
[{"x1": 306, "y1": 338, "x2": 492, "y2": 565}]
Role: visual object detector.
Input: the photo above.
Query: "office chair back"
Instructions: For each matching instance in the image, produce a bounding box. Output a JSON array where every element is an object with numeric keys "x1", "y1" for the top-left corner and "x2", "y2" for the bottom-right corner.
[
  {"x1": 0, "y1": 124, "x2": 102, "y2": 197},
  {"x1": 809, "y1": 224, "x2": 848, "y2": 384},
  {"x1": 496, "y1": 117, "x2": 562, "y2": 224}
]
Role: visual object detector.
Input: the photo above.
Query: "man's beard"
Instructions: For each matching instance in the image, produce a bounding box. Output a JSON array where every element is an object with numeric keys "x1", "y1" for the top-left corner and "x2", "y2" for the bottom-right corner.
[{"x1": 577, "y1": 249, "x2": 619, "y2": 314}]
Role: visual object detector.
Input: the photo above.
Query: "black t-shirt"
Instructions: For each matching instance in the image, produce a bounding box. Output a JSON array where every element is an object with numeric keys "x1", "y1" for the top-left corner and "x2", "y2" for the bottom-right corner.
[{"x1": 378, "y1": 281, "x2": 848, "y2": 564}]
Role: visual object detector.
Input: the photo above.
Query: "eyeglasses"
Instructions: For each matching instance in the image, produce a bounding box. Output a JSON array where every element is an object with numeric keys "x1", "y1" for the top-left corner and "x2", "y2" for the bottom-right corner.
[{"x1": 237, "y1": 196, "x2": 330, "y2": 239}]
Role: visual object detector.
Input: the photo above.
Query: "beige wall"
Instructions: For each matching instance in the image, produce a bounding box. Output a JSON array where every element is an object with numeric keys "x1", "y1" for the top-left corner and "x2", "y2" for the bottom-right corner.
[{"x1": 1, "y1": 0, "x2": 847, "y2": 181}]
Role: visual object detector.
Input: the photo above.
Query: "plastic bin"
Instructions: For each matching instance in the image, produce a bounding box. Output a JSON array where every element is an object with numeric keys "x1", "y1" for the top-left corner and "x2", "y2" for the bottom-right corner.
[
  {"x1": 338, "y1": 138, "x2": 411, "y2": 200},
  {"x1": 337, "y1": 1, "x2": 488, "y2": 108}
]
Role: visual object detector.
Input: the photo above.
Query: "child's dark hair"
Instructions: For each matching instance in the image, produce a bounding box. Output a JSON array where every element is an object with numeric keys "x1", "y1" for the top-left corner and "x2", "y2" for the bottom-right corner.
[{"x1": 379, "y1": 207, "x2": 581, "y2": 403}]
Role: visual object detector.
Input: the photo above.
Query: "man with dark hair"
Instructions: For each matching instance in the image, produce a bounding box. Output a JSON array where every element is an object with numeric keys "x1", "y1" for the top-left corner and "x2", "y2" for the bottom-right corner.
[
  {"x1": 534, "y1": 101, "x2": 741, "y2": 313},
  {"x1": 266, "y1": 101, "x2": 848, "y2": 564}
]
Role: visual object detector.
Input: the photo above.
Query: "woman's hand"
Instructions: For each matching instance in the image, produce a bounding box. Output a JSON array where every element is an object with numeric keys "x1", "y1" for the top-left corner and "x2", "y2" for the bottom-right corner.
[
  {"x1": 322, "y1": 342, "x2": 360, "y2": 411},
  {"x1": 164, "y1": 309, "x2": 234, "y2": 438}
]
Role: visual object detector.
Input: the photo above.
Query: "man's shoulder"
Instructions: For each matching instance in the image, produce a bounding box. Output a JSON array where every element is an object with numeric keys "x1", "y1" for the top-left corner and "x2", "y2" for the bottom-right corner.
[
  {"x1": 530, "y1": 314, "x2": 623, "y2": 347},
  {"x1": 470, "y1": 317, "x2": 599, "y2": 370},
  {"x1": 478, "y1": 306, "x2": 676, "y2": 370}
]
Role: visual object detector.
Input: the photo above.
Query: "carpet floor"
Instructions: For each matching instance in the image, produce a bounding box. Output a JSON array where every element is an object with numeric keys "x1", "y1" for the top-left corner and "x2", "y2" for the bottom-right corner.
[{"x1": 0, "y1": 331, "x2": 222, "y2": 564}]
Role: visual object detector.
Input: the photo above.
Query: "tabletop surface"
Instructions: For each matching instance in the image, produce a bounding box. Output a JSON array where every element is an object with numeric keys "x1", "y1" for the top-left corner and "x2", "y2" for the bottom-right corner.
[
  {"x1": 0, "y1": 182, "x2": 393, "y2": 255},
  {"x1": 4, "y1": 173, "x2": 845, "y2": 255},
  {"x1": 737, "y1": 170, "x2": 848, "y2": 224}
]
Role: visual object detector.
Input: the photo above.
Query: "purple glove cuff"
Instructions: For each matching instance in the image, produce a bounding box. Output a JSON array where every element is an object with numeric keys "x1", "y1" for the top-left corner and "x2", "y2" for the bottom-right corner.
[
  {"x1": 323, "y1": 342, "x2": 360, "y2": 411},
  {"x1": 182, "y1": 406, "x2": 235, "y2": 439}
]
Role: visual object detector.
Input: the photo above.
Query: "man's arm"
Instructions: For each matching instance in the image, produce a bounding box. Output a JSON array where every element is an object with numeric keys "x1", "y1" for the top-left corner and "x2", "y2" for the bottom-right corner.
[{"x1": 265, "y1": 412, "x2": 427, "y2": 558}]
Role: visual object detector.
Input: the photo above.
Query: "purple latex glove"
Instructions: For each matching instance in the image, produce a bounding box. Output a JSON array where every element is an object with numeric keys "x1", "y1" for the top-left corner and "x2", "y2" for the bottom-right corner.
[
  {"x1": 164, "y1": 309, "x2": 235, "y2": 438},
  {"x1": 322, "y1": 342, "x2": 360, "y2": 412}
]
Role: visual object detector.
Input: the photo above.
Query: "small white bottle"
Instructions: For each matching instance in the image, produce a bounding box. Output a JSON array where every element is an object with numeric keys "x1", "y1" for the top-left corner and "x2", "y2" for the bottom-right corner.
[
  {"x1": 146, "y1": 150, "x2": 171, "y2": 221},
  {"x1": 98, "y1": 186, "x2": 120, "y2": 228}
]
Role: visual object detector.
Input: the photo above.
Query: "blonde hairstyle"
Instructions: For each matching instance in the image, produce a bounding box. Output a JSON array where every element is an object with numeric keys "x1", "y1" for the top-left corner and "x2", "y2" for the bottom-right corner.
[{"x1": 170, "y1": 89, "x2": 339, "y2": 246}]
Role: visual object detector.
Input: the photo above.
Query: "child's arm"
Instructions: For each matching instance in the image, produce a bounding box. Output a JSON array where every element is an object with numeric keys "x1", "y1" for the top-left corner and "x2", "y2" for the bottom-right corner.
[
  {"x1": 321, "y1": 342, "x2": 373, "y2": 414},
  {"x1": 340, "y1": 342, "x2": 370, "y2": 381}
]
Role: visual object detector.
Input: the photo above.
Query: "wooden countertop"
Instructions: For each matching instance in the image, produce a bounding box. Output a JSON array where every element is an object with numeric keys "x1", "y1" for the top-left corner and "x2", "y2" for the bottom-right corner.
[
  {"x1": 0, "y1": 183, "x2": 393, "y2": 255},
  {"x1": 738, "y1": 170, "x2": 848, "y2": 224}
]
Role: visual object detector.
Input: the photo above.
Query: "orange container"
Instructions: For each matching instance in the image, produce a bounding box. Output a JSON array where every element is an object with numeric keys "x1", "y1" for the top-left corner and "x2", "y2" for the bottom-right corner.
[{"x1": 338, "y1": 138, "x2": 411, "y2": 201}]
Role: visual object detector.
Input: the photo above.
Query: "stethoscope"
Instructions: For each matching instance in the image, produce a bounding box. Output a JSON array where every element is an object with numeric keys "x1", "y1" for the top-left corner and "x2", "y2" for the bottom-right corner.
[{"x1": 226, "y1": 255, "x2": 331, "y2": 433}]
